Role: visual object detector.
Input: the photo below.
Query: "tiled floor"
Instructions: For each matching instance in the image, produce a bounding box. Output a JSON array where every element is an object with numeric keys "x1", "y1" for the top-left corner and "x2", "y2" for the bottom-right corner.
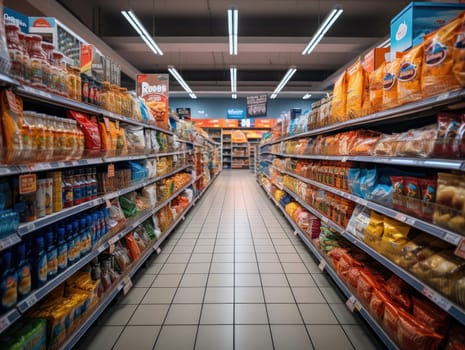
[{"x1": 77, "y1": 170, "x2": 385, "y2": 350}]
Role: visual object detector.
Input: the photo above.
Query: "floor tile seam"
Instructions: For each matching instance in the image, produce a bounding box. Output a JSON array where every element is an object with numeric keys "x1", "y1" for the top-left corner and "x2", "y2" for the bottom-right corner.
[
  {"x1": 151, "y1": 175, "x2": 224, "y2": 349},
  {"x1": 250, "y1": 180, "x2": 317, "y2": 350}
]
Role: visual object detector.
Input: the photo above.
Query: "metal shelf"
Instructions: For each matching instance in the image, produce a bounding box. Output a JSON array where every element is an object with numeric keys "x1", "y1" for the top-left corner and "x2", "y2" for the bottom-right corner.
[
  {"x1": 15, "y1": 85, "x2": 174, "y2": 135},
  {"x1": 0, "y1": 309, "x2": 21, "y2": 335},
  {"x1": 17, "y1": 165, "x2": 190, "y2": 237},
  {"x1": 280, "y1": 168, "x2": 464, "y2": 246},
  {"x1": 274, "y1": 153, "x2": 465, "y2": 172},
  {"x1": 257, "y1": 181, "x2": 400, "y2": 350},
  {"x1": 0, "y1": 234, "x2": 21, "y2": 252},
  {"x1": 262, "y1": 174, "x2": 465, "y2": 328}
]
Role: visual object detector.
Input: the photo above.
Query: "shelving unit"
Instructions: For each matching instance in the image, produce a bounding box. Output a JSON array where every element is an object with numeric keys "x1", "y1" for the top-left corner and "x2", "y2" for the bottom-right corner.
[
  {"x1": 0, "y1": 73, "x2": 221, "y2": 346},
  {"x1": 231, "y1": 143, "x2": 250, "y2": 169},
  {"x1": 257, "y1": 86, "x2": 465, "y2": 349}
]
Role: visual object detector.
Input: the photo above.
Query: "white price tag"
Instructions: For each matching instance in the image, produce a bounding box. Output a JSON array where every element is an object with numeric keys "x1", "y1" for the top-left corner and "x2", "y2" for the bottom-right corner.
[
  {"x1": 318, "y1": 260, "x2": 327, "y2": 271},
  {"x1": 25, "y1": 294, "x2": 38, "y2": 309},
  {"x1": 358, "y1": 199, "x2": 368, "y2": 207},
  {"x1": 405, "y1": 217, "x2": 416, "y2": 226},
  {"x1": 0, "y1": 315, "x2": 11, "y2": 332},
  {"x1": 446, "y1": 233, "x2": 462, "y2": 246},
  {"x1": 395, "y1": 213, "x2": 407, "y2": 222},
  {"x1": 422, "y1": 287, "x2": 452, "y2": 311},
  {"x1": 293, "y1": 230, "x2": 298, "y2": 236},
  {"x1": 156, "y1": 247, "x2": 162, "y2": 255},
  {"x1": 123, "y1": 276, "x2": 133, "y2": 295},
  {"x1": 346, "y1": 295, "x2": 357, "y2": 312},
  {"x1": 321, "y1": 216, "x2": 329, "y2": 224},
  {"x1": 341, "y1": 156, "x2": 348, "y2": 163}
]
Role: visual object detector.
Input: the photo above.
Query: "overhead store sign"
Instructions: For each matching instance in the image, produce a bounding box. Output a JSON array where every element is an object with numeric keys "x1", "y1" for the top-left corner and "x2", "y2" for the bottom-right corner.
[
  {"x1": 194, "y1": 119, "x2": 239, "y2": 128},
  {"x1": 227, "y1": 108, "x2": 246, "y2": 119},
  {"x1": 247, "y1": 94, "x2": 267, "y2": 117}
]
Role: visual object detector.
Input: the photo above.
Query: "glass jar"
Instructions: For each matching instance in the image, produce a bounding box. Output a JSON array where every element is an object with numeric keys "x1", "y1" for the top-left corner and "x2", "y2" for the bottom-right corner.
[
  {"x1": 27, "y1": 35, "x2": 46, "y2": 88},
  {"x1": 18, "y1": 32, "x2": 30, "y2": 83},
  {"x1": 74, "y1": 67, "x2": 82, "y2": 101},
  {"x1": 52, "y1": 51, "x2": 65, "y2": 95},
  {"x1": 41, "y1": 42, "x2": 54, "y2": 91},
  {"x1": 5, "y1": 24, "x2": 23, "y2": 80}
]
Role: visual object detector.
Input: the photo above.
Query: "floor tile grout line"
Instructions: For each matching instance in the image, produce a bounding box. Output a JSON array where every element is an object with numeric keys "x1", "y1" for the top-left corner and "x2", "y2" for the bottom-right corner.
[
  {"x1": 247, "y1": 178, "x2": 316, "y2": 350},
  {"x1": 240, "y1": 178, "x2": 277, "y2": 350},
  {"x1": 255, "y1": 173, "x2": 362, "y2": 350},
  {"x1": 150, "y1": 175, "x2": 224, "y2": 350}
]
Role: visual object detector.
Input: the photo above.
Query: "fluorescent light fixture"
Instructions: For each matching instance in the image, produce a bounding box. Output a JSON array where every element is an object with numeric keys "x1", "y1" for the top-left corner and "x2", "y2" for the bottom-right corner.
[
  {"x1": 121, "y1": 10, "x2": 163, "y2": 55},
  {"x1": 230, "y1": 66, "x2": 237, "y2": 94},
  {"x1": 302, "y1": 6, "x2": 343, "y2": 55},
  {"x1": 302, "y1": 93, "x2": 312, "y2": 100},
  {"x1": 168, "y1": 66, "x2": 197, "y2": 99},
  {"x1": 270, "y1": 67, "x2": 297, "y2": 99},
  {"x1": 232, "y1": 93, "x2": 237, "y2": 99},
  {"x1": 228, "y1": 8, "x2": 238, "y2": 55}
]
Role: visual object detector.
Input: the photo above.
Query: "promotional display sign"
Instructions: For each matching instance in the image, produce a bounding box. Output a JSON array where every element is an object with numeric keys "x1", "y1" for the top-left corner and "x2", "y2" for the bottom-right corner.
[
  {"x1": 227, "y1": 108, "x2": 246, "y2": 119},
  {"x1": 176, "y1": 107, "x2": 191, "y2": 120},
  {"x1": 194, "y1": 119, "x2": 239, "y2": 128},
  {"x1": 247, "y1": 94, "x2": 267, "y2": 117},
  {"x1": 137, "y1": 74, "x2": 170, "y2": 130}
]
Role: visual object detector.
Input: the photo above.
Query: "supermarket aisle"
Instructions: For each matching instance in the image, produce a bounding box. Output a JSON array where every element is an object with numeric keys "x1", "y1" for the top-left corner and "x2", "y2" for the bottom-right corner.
[{"x1": 77, "y1": 170, "x2": 383, "y2": 350}]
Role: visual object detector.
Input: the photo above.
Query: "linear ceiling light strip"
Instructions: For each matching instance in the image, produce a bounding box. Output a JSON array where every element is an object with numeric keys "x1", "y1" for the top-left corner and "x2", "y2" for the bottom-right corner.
[
  {"x1": 270, "y1": 67, "x2": 297, "y2": 99},
  {"x1": 168, "y1": 66, "x2": 197, "y2": 99},
  {"x1": 121, "y1": 10, "x2": 163, "y2": 55},
  {"x1": 228, "y1": 8, "x2": 238, "y2": 55},
  {"x1": 230, "y1": 66, "x2": 237, "y2": 93},
  {"x1": 302, "y1": 7, "x2": 343, "y2": 55},
  {"x1": 302, "y1": 93, "x2": 312, "y2": 99}
]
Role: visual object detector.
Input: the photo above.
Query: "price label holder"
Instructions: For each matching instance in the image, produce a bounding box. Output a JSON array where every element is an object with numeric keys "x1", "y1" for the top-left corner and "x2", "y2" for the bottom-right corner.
[
  {"x1": 19, "y1": 174, "x2": 37, "y2": 194},
  {"x1": 346, "y1": 295, "x2": 357, "y2": 312},
  {"x1": 156, "y1": 247, "x2": 162, "y2": 255},
  {"x1": 422, "y1": 286, "x2": 452, "y2": 311},
  {"x1": 0, "y1": 234, "x2": 21, "y2": 250},
  {"x1": 454, "y1": 239, "x2": 465, "y2": 259},
  {"x1": 0, "y1": 314, "x2": 11, "y2": 333},
  {"x1": 395, "y1": 213, "x2": 407, "y2": 222},
  {"x1": 109, "y1": 243, "x2": 116, "y2": 254},
  {"x1": 123, "y1": 276, "x2": 133, "y2": 295},
  {"x1": 108, "y1": 164, "x2": 115, "y2": 178},
  {"x1": 318, "y1": 259, "x2": 327, "y2": 271},
  {"x1": 444, "y1": 232, "x2": 462, "y2": 246}
]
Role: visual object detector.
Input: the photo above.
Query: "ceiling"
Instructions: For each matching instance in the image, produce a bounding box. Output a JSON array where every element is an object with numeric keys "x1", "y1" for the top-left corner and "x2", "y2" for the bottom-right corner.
[{"x1": 11, "y1": 0, "x2": 413, "y2": 98}]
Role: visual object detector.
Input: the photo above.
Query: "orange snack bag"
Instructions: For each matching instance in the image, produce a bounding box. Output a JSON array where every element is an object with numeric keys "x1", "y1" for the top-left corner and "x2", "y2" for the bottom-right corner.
[
  {"x1": 369, "y1": 62, "x2": 385, "y2": 113},
  {"x1": 1, "y1": 90, "x2": 23, "y2": 162},
  {"x1": 330, "y1": 71, "x2": 347, "y2": 123},
  {"x1": 422, "y1": 16, "x2": 462, "y2": 98},
  {"x1": 453, "y1": 11, "x2": 465, "y2": 86},
  {"x1": 346, "y1": 58, "x2": 365, "y2": 118},
  {"x1": 398, "y1": 43, "x2": 424, "y2": 105},
  {"x1": 383, "y1": 57, "x2": 402, "y2": 109}
]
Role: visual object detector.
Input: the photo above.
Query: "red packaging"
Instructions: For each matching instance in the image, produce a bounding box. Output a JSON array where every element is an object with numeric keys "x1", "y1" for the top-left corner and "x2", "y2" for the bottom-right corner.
[
  {"x1": 383, "y1": 301, "x2": 400, "y2": 341},
  {"x1": 384, "y1": 275, "x2": 412, "y2": 309},
  {"x1": 391, "y1": 176, "x2": 406, "y2": 212},
  {"x1": 405, "y1": 177, "x2": 421, "y2": 216},
  {"x1": 412, "y1": 296, "x2": 449, "y2": 335},
  {"x1": 397, "y1": 308, "x2": 444, "y2": 350},
  {"x1": 445, "y1": 325, "x2": 465, "y2": 350},
  {"x1": 454, "y1": 115, "x2": 465, "y2": 157},
  {"x1": 347, "y1": 266, "x2": 362, "y2": 289},
  {"x1": 369, "y1": 289, "x2": 389, "y2": 321},
  {"x1": 357, "y1": 269, "x2": 383, "y2": 305},
  {"x1": 433, "y1": 113, "x2": 460, "y2": 157},
  {"x1": 67, "y1": 111, "x2": 101, "y2": 151},
  {"x1": 419, "y1": 178, "x2": 437, "y2": 221}
]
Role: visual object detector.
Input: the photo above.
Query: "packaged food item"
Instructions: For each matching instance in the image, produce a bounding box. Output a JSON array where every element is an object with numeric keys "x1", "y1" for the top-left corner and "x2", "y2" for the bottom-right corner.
[
  {"x1": 346, "y1": 205, "x2": 371, "y2": 240},
  {"x1": 346, "y1": 58, "x2": 365, "y2": 118},
  {"x1": 359, "y1": 168, "x2": 377, "y2": 199},
  {"x1": 420, "y1": 178, "x2": 437, "y2": 221},
  {"x1": 412, "y1": 296, "x2": 449, "y2": 335},
  {"x1": 369, "y1": 62, "x2": 385, "y2": 113},
  {"x1": 67, "y1": 111, "x2": 101, "y2": 152},
  {"x1": 364, "y1": 211, "x2": 384, "y2": 249},
  {"x1": 348, "y1": 168, "x2": 362, "y2": 197},
  {"x1": 453, "y1": 114, "x2": 465, "y2": 157},
  {"x1": 398, "y1": 43, "x2": 424, "y2": 105},
  {"x1": 124, "y1": 124, "x2": 145, "y2": 153},
  {"x1": 434, "y1": 172, "x2": 465, "y2": 234},
  {"x1": 383, "y1": 300, "x2": 400, "y2": 341},
  {"x1": 383, "y1": 57, "x2": 402, "y2": 109},
  {"x1": 445, "y1": 324, "x2": 465, "y2": 350},
  {"x1": 1, "y1": 90, "x2": 23, "y2": 162},
  {"x1": 373, "y1": 133, "x2": 400, "y2": 156},
  {"x1": 396, "y1": 124, "x2": 437, "y2": 158},
  {"x1": 380, "y1": 217, "x2": 411, "y2": 260},
  {"x1": 433, "y1": 113, "x2": 461, "y2": 157},
  {"x1": 397, "y1": 307, "x2": 444, "y2": 350},
  {"x1": 349, "y1": 132, "x2": 381, "y2": 156},
  {"x1": 405, "y1": 177, "x2": 421, "y2": 215},
  {"x1": 391, "y1": 176, "x2": 406, "y2": 212},
  {"x1": 125, "y1": 233, "x2": 141, "y2": 261},
  {"x1": 384, "y1": 275, "x2": 412, "y2": 309},
  {"x1": 331, "y1": 72, "x2": 347, "y2": 124},
  {"x1": 369, "y1": 289, "x2": 389, "y2": 321},
  {"x1": 422, "y1": 16, "x2": 462, "y2": 98},
  {"x1": 357, "y1": 268, "x2": 384, "y2": 305}
]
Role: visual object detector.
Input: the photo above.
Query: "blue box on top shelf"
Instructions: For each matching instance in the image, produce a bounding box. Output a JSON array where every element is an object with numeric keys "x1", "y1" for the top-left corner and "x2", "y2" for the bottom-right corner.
[{"x1": 390, "y1": 2, "x2": 465, "y2": 53}]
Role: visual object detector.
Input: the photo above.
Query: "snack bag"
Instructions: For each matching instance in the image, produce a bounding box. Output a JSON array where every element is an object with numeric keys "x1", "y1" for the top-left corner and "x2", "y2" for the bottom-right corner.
[
  {"x1": 67, "y1": 111, "x2": 101, "y2": 153},
  {"x1": 364, "y1": 211, "x2": 384, "y2": 249},
  {"x1": 382, "y1": 57, "x2": 402, "y2": 109},
  {"x1": 453, "y1": 11, "x2": 465, "y2": 86},
  {"x1": 346, "y1": 58, "x2": 365, "y2": 118},
  {"x1": 1, "y1": 90, "x2": 24, "y2": 162},
  {"x1": 330, "y1": 72, "x2": 347, "y2": 123},
  {"x1": 369, "y1": 62, "x2": 385, "y2": 113},
  {"x1": 398, "y1": 43, "x2": 424, "y2": 105},
  {"x1": 422, "y1": 16, "x2": 462, "y2": 98}
]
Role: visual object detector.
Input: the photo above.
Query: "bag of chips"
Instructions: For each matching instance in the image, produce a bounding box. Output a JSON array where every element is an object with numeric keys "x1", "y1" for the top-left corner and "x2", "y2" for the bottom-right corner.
[
  {"x1": 369, "y1": 62, "x2": 385, "y2": 113},
  {"x1": 346, "y1": 58, "x2": 365, "y2": 118},
  {"x1": 383, "y1": 57, "x2": 402, "y2": 109},
  {"x1": 331, "y1": 72, "x2": 347, "y2": 123},
  {"x1": 398, "y1": 43, "x2": 424, "y2": 105}
]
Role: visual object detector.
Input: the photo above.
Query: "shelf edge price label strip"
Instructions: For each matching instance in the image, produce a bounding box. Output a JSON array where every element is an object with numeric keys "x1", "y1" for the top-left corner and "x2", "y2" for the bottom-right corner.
[
  {"x1": 455, "y1": 239, "x2": 465, "y2": 259},
  {"x1": 122, "y1": 276, "x2": 133, "y2": 295},
  {"x1": 422, "y1": 286, "x2": 452, "y2": 312},
  {"x1": 0, "y1": 313, "x2": 11, "y2": 333},
  {"x1": 346, "y1": 295, "x2": 357, "y2": 313},
  {"x1": 318, "y1": 259, "x2": 327, "y2": 271}
]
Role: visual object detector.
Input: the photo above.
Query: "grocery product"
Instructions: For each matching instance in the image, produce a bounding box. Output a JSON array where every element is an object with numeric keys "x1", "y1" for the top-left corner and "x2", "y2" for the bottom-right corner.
[
  {"x1": 331, "y1": 71, "x2": 347, "y2": 123},
  {"x1": 383, "y1": 57, "x2": 402, "y2": 109},
  {"x1": 422, "y1": 15, "x2": 462, "y2": 98},
  {"x1": 369, "y1": 62, "x2": 385, "y2": 114},
  {"x1": 346, "y1": 58, "x2": 366, "y2": 118},
  {"x1": 434, "y1": 172, "x2": 465, "y2": 234},
  {"x1": 397, "y1": 43, "x2": 424, "y2": 105}
]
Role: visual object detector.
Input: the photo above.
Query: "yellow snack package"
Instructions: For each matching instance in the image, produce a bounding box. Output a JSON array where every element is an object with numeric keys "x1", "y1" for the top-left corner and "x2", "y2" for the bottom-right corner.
[
  {"x1": 346, "y1": 58, "x2": 366, "y2": 118},
  {"x1": 330, "y1": 71, "x2": 347, "y2": 124},
  {"x1": 369, "y1": 62, "x2": 385, "y2": 113},
  {"x1": 363, "y1": 211, "x2": 384, "y2": 249},
  {"x1": 422, "y1": 15, "x2": 462, "y2": 98},
  {"x1": 382, "y1": 57, "x2": 402, "y2": 109},
  {"x1": 398, "y1": 43, "x2": 424, "y2": 105},
  {"x1": 1, "y1": 90, "x2": 23, "y2": 162},
  {"x1": 380, "y1": 217, "x2": 412, "y2": 260},
  {"x1": 453, "y1": 11, "x2": 465, "y2": 86}
]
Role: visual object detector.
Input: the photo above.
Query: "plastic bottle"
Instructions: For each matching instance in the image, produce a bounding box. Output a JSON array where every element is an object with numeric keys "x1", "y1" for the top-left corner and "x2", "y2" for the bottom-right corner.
[
  {"x1": 45, "y1": 230, "x2": 57, "y2": 279},
  {"x1": 83, "y1": 169, "x2": 92, "y2": 202},
  {"x1": 62, "y1": 170, "x2": 74, "y2": 208},
  {"x1": 73, "y1": 219, "x2": 81, "y2": 260},
  {"x1": 90, "y1": 167, "x2": 97, "y2": 199},
  {"x1": 56, "y1": 227, "x2": 68, "y2": 273},
  {"x1": 27, "y1": 35, "x2": 46, "y2": 88},
  {"x1": 66, "y1": 223, "x2": 75, "y2": 266},
  {"x1": 72, "y1": 169, "x2": 83, "y2": 206},
  {"x1": 18, "y1": 32, "x2": 30, "y2": 83},
  {"x1": 0, "y1": 251, "x2": 18, "y2": 313},
  {"x1": 33, "y1": 236, "x2": 47, "y2": 288},
  {"x1": 16, "y1": 243, "x2": 31, "y2": 301},
  {"x1": 80, "y1": 216, "x2": 90, "y2": 255},
  {"x1": 91, "y1": 212, "x2": 99, "y2": 245},
  {"x1": 5, "y1": 24, "x2": 23, "y2": 80}
]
